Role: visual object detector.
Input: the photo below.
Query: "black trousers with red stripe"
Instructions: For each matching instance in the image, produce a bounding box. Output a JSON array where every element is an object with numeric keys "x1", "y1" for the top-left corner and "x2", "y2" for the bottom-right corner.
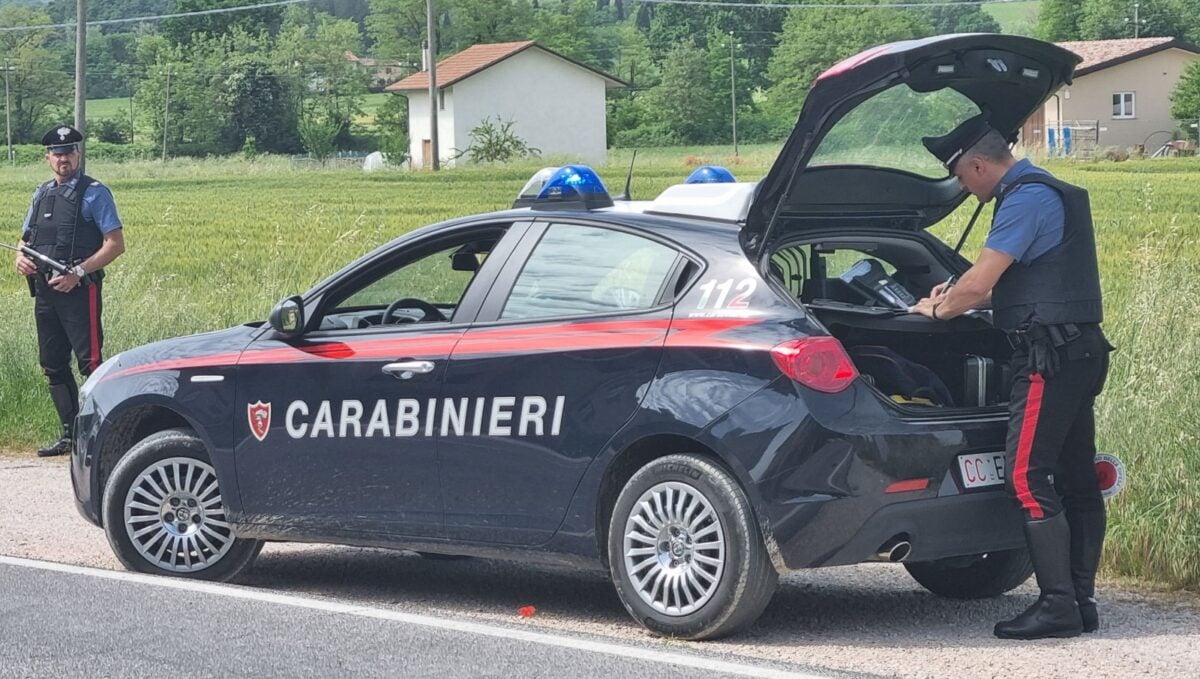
[
  {"x1": 34, "y1": 277, "x2": 103, "y2": 431},
  {"x1": 1004, "y1": 343, "x2": 1109, "y2": 522}
]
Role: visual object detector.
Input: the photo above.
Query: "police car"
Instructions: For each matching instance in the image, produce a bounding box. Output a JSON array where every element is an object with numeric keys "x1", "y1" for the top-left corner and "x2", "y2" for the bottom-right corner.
[{"x1": 71, "y1": 35, "x2": 1123, "y2": 640}]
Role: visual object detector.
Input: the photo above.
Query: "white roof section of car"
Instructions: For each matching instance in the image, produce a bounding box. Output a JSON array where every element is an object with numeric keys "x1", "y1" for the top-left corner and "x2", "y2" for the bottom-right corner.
[{"x1": 642, "y1": 182, "x2": 757, "y2": 224}]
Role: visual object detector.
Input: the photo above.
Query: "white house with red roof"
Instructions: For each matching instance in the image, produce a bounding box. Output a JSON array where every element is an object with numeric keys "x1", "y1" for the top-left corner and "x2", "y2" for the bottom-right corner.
[
  {"x1": 1040, "y1": 37, "x2": 1199, "y2": 152},
  {"x1": 385, "y1": 41, "x2": 625, "y2": 168}
]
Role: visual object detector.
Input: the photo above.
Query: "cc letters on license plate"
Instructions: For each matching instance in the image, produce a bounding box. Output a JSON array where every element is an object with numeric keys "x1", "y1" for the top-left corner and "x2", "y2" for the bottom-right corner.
[{"x1": 958, "y1": 453, "x2": 1005, "y2": 489}]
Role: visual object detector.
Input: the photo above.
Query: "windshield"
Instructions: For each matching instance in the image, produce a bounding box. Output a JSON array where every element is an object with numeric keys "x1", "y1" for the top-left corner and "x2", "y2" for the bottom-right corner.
[{"x1": 808, "y1": 85, "x2": 982, "y2": 178}]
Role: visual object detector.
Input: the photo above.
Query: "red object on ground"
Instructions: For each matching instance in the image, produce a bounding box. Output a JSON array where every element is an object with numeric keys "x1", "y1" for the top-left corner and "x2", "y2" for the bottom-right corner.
[{"x1": 519, "y1": 605, "x2": 536, "y2": 618}]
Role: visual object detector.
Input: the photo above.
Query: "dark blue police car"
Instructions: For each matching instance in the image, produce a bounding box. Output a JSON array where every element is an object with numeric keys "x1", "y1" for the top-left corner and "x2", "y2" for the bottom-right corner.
[{"x1": 71, "y1": 35, "x2": 1120, "y2": 639}]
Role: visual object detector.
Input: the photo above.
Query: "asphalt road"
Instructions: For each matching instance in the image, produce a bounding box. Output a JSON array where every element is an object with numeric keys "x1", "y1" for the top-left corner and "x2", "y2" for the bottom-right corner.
[
  {"x1": 0, "y1": 558, "x2": 818, "y2": 679},
  {"x1": 2, "y1": 456, "x2": 1199, "y2": 678}
]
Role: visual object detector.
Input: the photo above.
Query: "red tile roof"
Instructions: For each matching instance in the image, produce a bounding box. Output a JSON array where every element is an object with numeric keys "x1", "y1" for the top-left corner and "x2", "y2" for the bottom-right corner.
[
  {"x1": 386, "y1": 41, "x2": 535, "y2": 91},
  {"x1": 1057, "y1": 37, "x2": 1199, "y2": 77},
  {"x1": 385, "y1": 41, "x2": 623, "y2": 92}
]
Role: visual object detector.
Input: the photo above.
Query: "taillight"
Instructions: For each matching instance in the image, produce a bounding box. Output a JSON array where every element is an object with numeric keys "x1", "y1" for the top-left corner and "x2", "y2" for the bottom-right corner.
[{"x1": 771, "y1": 337, "x2": 859, "y2": 393}]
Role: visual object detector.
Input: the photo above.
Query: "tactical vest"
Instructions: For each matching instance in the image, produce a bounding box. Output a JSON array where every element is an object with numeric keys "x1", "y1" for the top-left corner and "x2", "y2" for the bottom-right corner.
[
  {"x1": 990, "y1": 174, "x2": 1104, "y2": 331},
  {"x1": 27, "y1": 174, "x2": 104, "y2": 265}
]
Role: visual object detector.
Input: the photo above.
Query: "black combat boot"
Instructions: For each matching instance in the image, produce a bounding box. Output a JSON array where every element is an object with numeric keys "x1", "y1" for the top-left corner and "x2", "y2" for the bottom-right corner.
[
  {"x1": 37, "y1": 424, "x2": 73, "y2": 458},
  {"x1": 1068, "y1": 507, "x2": 1106, "y2": 633},
  {"x1": 994, "y1": 512, "x2": 1083, "y2": 640}
]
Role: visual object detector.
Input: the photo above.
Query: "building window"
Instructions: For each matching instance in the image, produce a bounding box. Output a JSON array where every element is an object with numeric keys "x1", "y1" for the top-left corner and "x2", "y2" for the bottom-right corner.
[
  {"x1": 439, "y1": 89, "x2": 446, "y2": 110},
  {"x1": 1112, "y1": 92, "x2": 1135, "y2": 119}
]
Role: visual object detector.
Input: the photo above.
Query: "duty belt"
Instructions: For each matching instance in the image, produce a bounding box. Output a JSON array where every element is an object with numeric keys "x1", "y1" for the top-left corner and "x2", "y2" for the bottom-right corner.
[{"x1": 1005, "y1": 322, "x2": 1082, "y2": 351}]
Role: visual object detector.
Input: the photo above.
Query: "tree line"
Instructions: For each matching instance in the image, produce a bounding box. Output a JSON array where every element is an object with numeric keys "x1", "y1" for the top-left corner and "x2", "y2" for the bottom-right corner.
[{"x1": 2, "y1": 0, "x2": 1199, "y2": 157}]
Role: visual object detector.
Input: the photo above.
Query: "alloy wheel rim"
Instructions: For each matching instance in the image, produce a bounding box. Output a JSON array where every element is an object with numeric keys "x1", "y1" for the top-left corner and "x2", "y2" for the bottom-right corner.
[
  {"x1": 622, "y1": 481, "x2": 725, "y2": 616},
  {"x1": 123, "y1": 457, "x2": 233, "y2": 572}
]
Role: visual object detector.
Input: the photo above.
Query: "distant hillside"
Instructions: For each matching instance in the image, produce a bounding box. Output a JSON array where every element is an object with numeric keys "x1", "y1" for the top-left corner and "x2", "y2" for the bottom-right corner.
[{"x1": 984, "y1": 0, "x2": 1041, "y2": 37}]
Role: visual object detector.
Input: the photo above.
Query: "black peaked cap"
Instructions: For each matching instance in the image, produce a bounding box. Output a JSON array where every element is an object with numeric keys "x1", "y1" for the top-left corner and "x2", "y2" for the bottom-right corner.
[
  {"x1": 921, "y1": 113, "x2": 995, "y2": 171},
  {"x1": 41, "y1": 124, "x2": 83, "y2": 147}
]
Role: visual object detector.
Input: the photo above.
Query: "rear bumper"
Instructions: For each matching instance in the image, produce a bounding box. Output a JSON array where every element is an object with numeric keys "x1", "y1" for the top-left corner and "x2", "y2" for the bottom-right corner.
[{"x1": 785, "y1": 490, "x2": 1026, "y2": 568}]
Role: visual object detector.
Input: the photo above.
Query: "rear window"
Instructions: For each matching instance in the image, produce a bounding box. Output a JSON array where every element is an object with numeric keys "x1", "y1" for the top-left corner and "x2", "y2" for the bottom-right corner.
[
  {"x1": 808, "y1": 85, "x2": 981, "y2": 178},
  {"x1": 502, "y1": 224, "x2": 679, "y2": 320}
]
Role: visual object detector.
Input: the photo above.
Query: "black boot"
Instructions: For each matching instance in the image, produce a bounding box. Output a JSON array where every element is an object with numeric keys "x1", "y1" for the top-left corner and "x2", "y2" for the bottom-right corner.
[
  {"x1": 37, "y1": 424, "x2": 73, "y2": 458},
  {"x1": 994, "y1": 513, "x2": 1083, "y2": 640},
  {"x1": 1068, "y1": 507, "x2": 1106, "y2": 633}
]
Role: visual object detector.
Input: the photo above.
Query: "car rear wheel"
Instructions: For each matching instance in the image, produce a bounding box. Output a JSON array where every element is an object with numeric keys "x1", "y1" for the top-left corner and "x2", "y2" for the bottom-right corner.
[
  {"x1": 102, "y1": 428, "x2": 262, "y2": 581},
  {"x1": 608, "y1": 454, "x2": 778, "y2": 640},
  {"x1": 904, "y1": 548, "x2": 1033, "y2": 599}
]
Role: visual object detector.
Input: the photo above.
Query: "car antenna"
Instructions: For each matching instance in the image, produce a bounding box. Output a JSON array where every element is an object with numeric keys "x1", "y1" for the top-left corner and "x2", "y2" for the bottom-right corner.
[
  {"x1": 614, "y1": 149, "x2": 638, "y2": 201},
  {"x1": 954, "y1": 201, "x2": 987, "y2": 254}
]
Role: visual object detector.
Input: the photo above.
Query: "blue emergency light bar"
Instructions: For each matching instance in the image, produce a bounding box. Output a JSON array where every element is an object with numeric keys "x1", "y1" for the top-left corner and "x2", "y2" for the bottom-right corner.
[
  {"x1": 685, "y1": 165, "x2": 737, "y2": 184},
  {"x1": 513, "y1": 165, "x2": 613, "y2": 210}
]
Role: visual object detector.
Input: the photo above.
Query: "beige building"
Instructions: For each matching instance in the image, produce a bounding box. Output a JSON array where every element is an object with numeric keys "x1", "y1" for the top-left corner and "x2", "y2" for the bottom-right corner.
[
  {"x1": 1037, "y1": 38, "x2": 1200, "y2": 154},
  {"x1": 386, "y1": 41, "x2": 624, "y2": 168}
]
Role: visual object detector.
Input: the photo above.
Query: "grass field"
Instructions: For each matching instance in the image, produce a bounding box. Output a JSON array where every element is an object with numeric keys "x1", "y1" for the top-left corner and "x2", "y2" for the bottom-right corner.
[
  {"x1": 1, "y1": 149, "x2": 1197, "y2": 590},
  {"x1": 984, "y1": 0, "x2": 1041, "y2": 36}
]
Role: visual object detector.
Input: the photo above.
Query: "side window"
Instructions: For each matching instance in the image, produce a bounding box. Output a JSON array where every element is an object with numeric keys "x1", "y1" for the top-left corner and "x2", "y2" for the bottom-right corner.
[
  {"x1": 502, "y1": 224, "x2": 679, "y2": 321},
  {"x1": 315, "y1": 230, "x2": 502, "y2": 331}
]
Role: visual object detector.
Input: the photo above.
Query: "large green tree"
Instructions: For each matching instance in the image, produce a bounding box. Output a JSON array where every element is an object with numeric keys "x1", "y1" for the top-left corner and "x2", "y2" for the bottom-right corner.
[
  {"x1": 639, "y1": 40, "x2": 727, "y2": 144},
  {"x1": 163, "y1": 0, "x2": 285, "y2": 46},
  {"x1": 0, "y1": 5, "x2": 72, "y2": 143},
  {"x1": 765, "y1": 2, "x2": 930, "y2": 122},
  {"x1": 1036, "y1": 0, "x2": 1085, "y2": 40},
  {"x1": 1171, "y1": 60, "x2": 1200, "y2": 141},
  {"x1": 915, "y1": 0, "x2": 1000, "y2": 34}
]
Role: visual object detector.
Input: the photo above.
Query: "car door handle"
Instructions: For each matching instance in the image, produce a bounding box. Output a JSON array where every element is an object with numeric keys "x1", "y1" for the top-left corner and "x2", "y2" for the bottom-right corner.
[{"x1": 382, "y1": 360, "x2": 436, "y2": 379}]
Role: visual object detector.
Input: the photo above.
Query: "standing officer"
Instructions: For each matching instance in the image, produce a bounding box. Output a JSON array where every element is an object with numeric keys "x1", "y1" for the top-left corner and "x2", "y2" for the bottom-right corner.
[
  {"x1": 909, "y1": 114, "x2": 1112, "y2": 640},
  {"x1": 13, "y1": 125, "x2": 125, "y2": 457}
]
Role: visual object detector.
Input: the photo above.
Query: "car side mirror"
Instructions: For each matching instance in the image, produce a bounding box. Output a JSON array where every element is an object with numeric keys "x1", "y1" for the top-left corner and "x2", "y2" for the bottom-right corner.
[
  {"x1": 269, "y1": 296, "x2": 305, "y2": 337},
  {"x1": 451, "y1": 251, "x2": 480, "y2": 272}
]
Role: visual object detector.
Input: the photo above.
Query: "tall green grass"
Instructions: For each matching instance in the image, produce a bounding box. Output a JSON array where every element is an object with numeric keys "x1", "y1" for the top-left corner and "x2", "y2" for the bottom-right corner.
[{"x1": 1, "y1": 151, "x2": 1197, "y2": 589}]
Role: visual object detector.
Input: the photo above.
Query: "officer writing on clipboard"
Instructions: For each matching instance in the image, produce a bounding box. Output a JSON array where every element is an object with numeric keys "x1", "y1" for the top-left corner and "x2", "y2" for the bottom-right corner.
[
  {"x1": 12, "y1": 125, "x2": 125, "y2": 457},
  {"x1": 909, "y1": 114, "x2": 1114, "y2": 640}
]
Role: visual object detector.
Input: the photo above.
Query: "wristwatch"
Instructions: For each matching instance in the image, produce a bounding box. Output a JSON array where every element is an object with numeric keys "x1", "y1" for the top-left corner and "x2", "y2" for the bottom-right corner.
[{"x1": 71, "y1": 264, "x2": 86, "y2": 278}]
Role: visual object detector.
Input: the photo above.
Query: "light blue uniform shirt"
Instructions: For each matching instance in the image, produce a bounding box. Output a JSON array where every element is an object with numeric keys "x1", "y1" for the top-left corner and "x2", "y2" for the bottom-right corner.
[
  {"x1": 984, "y1": 159, "x2": 1064, "y2": 264},
  {"x1": 20, "y1": 171, "x2": 123, "y2": 236}
]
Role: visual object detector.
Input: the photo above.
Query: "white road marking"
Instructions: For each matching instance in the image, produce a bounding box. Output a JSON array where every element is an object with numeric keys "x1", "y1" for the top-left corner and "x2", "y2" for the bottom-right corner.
[{"x1": 0, "y1": 555, "x2": 827, "y2": 679}]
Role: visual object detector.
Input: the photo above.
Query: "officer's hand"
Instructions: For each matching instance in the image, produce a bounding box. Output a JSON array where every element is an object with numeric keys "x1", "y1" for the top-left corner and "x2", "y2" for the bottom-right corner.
[
  {"x1": 47, "y1": 271, "x2": 80, "y2": 292},
  {"x1": 15, "y1": 252, "x2": 36, "y2": 277},
  {"x1": 930, "y1": 281, "x2": 951, "y2": 297},
  {"x1": 908, "y1": 297, "x2": 937, "y2": 318}
]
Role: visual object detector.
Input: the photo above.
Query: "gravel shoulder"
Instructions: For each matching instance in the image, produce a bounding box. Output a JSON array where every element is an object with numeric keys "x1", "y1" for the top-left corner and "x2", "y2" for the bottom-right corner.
[{"x1": 3, "y1": 456, "x2": 1198, "y2": 678}]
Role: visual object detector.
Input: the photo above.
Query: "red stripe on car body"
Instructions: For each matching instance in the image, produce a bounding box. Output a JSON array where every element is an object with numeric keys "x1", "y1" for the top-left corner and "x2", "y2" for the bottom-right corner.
[{"x1": 105, "y1": 317, "x2": 765, "y2": 381}]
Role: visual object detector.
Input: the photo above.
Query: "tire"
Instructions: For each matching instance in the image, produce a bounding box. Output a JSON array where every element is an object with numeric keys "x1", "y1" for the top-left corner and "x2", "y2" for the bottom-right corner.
[
  {"x1": 904, "y1": 548, "x2": 1034, "y2": 599},
  {"x1": 102, "y1": 428, "x2": 263, "y2": 581},
  {"x1": 607, "y1": 454, "x2": 778, "y2": 640}
]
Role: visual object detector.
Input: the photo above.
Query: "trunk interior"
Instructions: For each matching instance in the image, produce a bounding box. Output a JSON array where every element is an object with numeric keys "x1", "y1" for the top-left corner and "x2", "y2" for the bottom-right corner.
[{"x1": 769, "y1": 232, "x2": 1013, "y2": 412}]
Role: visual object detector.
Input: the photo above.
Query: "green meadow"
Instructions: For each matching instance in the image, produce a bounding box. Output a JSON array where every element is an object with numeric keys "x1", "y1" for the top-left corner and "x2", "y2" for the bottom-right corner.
[{"x1": 1, "y1": 149, "x2": 1197, "y2": 590}]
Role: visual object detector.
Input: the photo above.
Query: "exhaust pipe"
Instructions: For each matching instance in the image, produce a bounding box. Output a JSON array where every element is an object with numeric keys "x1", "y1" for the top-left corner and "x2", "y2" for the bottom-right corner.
[{"x1": 875, "y1": 538, "x2": 911, "y2": 562}]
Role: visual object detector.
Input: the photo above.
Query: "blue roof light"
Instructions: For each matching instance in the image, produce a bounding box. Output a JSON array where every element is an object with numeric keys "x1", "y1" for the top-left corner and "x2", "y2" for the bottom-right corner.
[
  {"x1": 532, "y1": 165, "x2": 613, "y2": 210},
  {"x1": 685, "y1": 166, "x2": 737, "y2": 184}
]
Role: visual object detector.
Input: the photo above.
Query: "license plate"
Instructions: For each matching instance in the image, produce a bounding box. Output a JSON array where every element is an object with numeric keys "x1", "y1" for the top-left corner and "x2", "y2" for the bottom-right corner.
[{"x1": 958, "y1": 452, "x2": 1006, "y2": 489}]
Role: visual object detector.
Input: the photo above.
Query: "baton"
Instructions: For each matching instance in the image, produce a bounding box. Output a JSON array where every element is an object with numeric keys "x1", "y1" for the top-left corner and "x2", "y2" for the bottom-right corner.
[{"x1": 1, "y1": 241, "x2": 71, "y2": 275}]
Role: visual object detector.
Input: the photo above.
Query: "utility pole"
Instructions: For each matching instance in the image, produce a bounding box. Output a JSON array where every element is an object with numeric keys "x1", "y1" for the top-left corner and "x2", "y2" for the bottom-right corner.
[
  {"x1": 161, "y1": 66, "x2": 171, "y2": 162},
  {"x1": 75, "y1": 0, "x2": 86, "y2": 166},
  {"x1": 728, "y1": 31, "x2": 738, "y2": 157},
  {"x1": 3, "y1": 59, "x2": 13, "y2": 165},
  {"x1": 1126, "y1": 2, "x2": 1144, "y2": 38},
  {"x1": 425, "y1": 0, "x2": 440, "y2": 171}
]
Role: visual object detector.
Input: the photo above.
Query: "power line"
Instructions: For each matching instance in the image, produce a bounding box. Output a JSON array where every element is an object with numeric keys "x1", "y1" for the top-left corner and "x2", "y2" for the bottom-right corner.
[
  {"x1": 637, "y1": 0, "x2": 1005, "y2": 8},
  {"x1": 0, "y1": 0, "x2": 310, "y2": 34}
]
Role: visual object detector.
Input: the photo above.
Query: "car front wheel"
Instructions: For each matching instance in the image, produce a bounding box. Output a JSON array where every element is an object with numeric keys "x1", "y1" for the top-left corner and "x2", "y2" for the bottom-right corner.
[
  {"x1": 102, "y1": 428, "x2": 262, "y2": 581},
  {"x1": 904, "y1": 548, "x2": 1033, "y2": 599},
  {"x1": 608, "y1": 454, "x2": 778, "y2": 640}
]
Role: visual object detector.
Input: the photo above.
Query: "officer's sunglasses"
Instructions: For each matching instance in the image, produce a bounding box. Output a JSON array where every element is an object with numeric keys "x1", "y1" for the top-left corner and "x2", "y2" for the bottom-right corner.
[{"x1": 47, "y1": 144, "x2": 78, "y2": 156}]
